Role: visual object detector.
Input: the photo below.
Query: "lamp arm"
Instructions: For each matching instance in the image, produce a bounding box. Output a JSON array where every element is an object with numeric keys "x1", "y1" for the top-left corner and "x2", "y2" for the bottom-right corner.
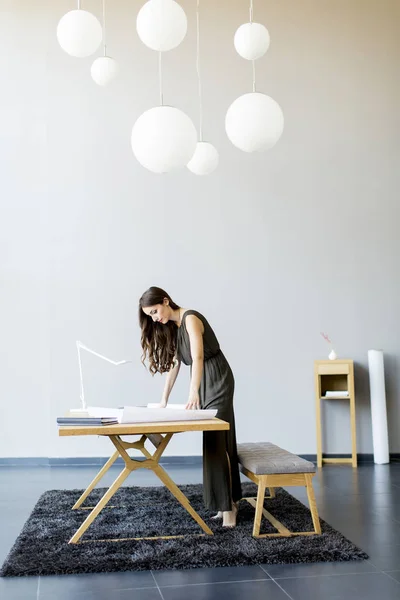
[{"x1": 76, "y1": 340, "x2": 132, "y2": 410}]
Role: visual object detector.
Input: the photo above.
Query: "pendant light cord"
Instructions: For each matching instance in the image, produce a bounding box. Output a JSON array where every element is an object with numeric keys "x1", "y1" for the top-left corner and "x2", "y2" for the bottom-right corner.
[
  {"x1": 159, "y1": 52, "x2": 164, "y2": 106},
  {"x1": 250, "y1": 0, "x2": 256, "y2": 92},
  {"x1": 196, "y1": 0, "x2": 203, "y2": 141},
  {"x1": 102, "y1": 0, "x2": 107, "y2": 57},
  {"x1": 77, "y1": 0, "x2": 81, "y2": 9}
]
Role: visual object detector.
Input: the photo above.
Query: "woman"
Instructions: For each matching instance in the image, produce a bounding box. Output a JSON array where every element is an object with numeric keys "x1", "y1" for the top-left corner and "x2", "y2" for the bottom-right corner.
[{"x1": 139, "y1": 286, "x2": 242, "y2": 527}]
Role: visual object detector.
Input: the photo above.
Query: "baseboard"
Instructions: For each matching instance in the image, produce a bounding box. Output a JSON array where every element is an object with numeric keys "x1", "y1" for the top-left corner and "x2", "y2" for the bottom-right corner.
[
  {"x1": 301, "y1": 453, "x2": 371, "y2": 464},
  {"x1": 0, "y1": 456, "x2": 204, "y2": 467},
  {"x1": 0, "y1": 454, "x2": 399, "y2": 467}
]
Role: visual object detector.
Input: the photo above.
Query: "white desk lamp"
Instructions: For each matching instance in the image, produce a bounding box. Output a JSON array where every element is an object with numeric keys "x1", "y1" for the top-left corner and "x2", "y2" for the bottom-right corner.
[{"x1": 73, "y1": 340, "x2": 132, "y2": 412}]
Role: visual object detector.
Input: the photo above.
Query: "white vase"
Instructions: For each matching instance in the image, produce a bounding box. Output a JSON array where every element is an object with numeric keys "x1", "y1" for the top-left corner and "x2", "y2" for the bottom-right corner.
[{"x1": 328, "y1": 349, "x2": 337, "y2": 360}]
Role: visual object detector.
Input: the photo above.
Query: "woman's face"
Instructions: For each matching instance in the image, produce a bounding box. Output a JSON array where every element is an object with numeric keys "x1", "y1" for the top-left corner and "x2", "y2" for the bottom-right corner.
[{"x1": 142, "y1": 300, "x2": 171, "y2": 325}]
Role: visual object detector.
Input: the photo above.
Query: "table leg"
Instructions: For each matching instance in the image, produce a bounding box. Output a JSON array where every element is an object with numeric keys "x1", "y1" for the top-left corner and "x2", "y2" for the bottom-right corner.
[
  {"x1": 72, "y1": 450, "x2": 120, "y2": 510},
  {"x1": 139, "y1": 435, "x2": 212, "y2": 535},
  {"x1": 69, "y1": 466, "x2": 131, "y2": 544},
  {"x1": 68, "y1": 432, "x2": 213, "y2": 544},
  {"x1": 152, "y1": 464, "x2": 212, "y2": 535},
  {"x1": 71, "y1": 436, "x2": 147, "y2": 510}
]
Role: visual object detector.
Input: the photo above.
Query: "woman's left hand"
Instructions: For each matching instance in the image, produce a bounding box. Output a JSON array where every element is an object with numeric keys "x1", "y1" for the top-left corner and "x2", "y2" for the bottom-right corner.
[{"x1": 186, "y1": 390, "x2": 200, "y2": 410}]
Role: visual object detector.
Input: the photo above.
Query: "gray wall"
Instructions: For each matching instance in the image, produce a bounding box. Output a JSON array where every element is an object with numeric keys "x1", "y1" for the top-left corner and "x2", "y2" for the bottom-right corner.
[{"x1": 1, "y1": 0, "x2": 399, "y2": 459}]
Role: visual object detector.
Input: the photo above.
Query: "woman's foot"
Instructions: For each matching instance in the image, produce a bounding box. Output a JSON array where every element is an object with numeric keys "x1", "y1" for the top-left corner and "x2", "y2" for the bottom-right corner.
[
  {"x1": 211, "y1": 511, "x2": 223, "y2": 520},
  {"x1": 222, "y1": 502, "x2": 238, "y2": 528}
]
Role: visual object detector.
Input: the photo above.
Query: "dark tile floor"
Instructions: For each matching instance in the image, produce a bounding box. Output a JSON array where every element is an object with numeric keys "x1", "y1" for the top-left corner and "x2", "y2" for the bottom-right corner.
[{"x1": 1, "y1": 462, "x2": 400, "y2": 599}]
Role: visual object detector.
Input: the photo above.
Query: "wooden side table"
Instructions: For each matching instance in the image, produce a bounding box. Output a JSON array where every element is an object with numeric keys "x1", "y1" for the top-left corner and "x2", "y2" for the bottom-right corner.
[{"x1": 314, "y1": 359, "x2": 357, "y2": 468}]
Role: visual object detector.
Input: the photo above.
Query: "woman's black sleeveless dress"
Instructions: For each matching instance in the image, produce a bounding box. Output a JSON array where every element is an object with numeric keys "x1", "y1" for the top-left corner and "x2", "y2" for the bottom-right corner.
[{"x1": 177, "y1": 310, "x2": 242, "y2": 511}]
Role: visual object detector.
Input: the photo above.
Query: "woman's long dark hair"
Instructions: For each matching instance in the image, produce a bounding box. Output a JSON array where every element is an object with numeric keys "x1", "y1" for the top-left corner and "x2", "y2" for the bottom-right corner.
[{"x1": 139, "y1": 287, "x2": 181, "y2": 375}]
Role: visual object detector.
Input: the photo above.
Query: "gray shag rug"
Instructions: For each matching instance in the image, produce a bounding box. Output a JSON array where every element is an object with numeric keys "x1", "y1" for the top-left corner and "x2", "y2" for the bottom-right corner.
[{"x1": 0, "y1": 483, "x2": 368, "y2": 577}]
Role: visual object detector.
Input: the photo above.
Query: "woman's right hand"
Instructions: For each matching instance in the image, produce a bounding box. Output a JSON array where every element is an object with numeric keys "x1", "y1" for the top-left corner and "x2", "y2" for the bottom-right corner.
[{"x1": 159, "y1": 399, "x2": 167, "y2": 408}]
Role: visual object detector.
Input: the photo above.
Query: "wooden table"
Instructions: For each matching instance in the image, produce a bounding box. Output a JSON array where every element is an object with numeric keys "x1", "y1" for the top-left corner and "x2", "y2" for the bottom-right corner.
[{"x1": 59, "y1": 418, "x2": 229, "y2": 544}]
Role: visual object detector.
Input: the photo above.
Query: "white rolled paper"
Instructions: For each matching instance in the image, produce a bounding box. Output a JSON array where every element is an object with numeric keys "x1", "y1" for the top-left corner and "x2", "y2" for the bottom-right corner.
[{"x1": 368, "y1": 349, "x2": 389, "y2": 464}]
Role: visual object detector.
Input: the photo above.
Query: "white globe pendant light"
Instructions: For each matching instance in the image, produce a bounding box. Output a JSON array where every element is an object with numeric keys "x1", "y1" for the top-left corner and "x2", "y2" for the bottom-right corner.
[
  {"x1": 188, "y1": 142, "x2": 219, "y2": 175},
  {"x1": 226, "y1": 0, "x2": 284, "y2": 153},
  {"x1": 136, "y1": 0, "x2": 187, "y2": 52},
  {"x1": 187, "y1": 0, "x2": 218, "y2": 176},
  {"x1": 57, "y1": 4, "x2": 102, "y2": 58},
  {"x1": 225, "y1": 92, "x2": 284, "y2": 152},
  {"x1": 91, "y1": 0, "x2": 118, "y2": 86},
  {"x1": 132, "y1": 105, "x2": 197, "y2": 173},
  {"x1": 91, "y1": 56, "x2": 118, "y2": 85},
  {"x1": 234, "y1": 22, "x2": 270, "y2": 60},
  {"x1": 132, "y1": 52, "x2": 197, "y2": 173}
]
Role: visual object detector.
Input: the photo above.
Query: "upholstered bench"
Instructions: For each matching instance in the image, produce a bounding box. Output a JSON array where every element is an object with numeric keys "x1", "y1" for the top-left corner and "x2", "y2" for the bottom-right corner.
[{"x1": 237, "y1": 442, "x2": 321, "y2": 538}]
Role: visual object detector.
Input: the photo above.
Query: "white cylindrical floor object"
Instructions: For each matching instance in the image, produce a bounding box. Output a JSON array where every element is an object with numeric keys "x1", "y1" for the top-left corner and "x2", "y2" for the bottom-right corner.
[{"x1": 368, "y1": 349, "x2": 390, "y2": 464}]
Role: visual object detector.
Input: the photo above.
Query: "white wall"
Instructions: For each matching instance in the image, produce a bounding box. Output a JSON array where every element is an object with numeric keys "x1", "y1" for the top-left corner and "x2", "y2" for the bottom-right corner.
[{"x1": 1, "y1": 0, "x2": 399, "y2": 459}]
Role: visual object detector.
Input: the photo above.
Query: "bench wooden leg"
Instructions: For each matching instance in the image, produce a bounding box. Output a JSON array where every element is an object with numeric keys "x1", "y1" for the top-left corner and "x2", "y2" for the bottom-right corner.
[
  {"x1": 240, "y1": 467, "x2": 321, "y2": 538},
  {"x1": 305, "y1": 473, "x2": 321, "y2": 534},
  {"x1": 253, "y1": 478, "x2": 266, "y2": 537}
]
